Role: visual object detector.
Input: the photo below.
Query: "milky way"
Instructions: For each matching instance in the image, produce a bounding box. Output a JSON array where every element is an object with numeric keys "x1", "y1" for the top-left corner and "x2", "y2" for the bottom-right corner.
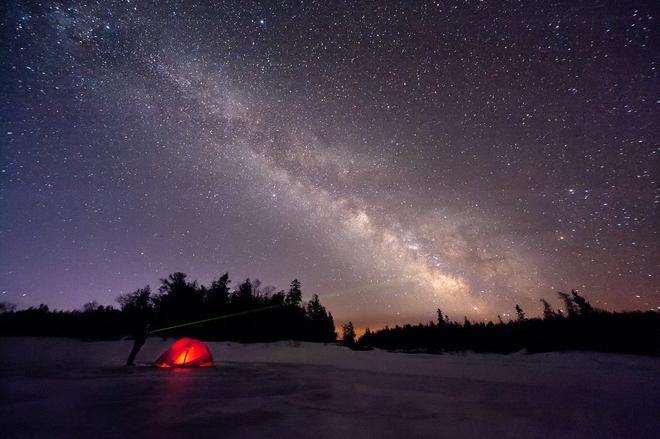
[{"x1": 1, "y1": 1, "x2": 658, "y2": 327}]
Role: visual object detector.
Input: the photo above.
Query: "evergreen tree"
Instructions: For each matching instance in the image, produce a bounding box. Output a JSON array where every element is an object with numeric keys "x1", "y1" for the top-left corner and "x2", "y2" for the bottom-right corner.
[
  {"x1": 306, "y1": 294, "x2": 324, "y2": 319},
  {"x1": 271, "y1": 290, "x2": 286, "y2": 304},
  {"x1": 437, "y1": 308, "x2": 447, "y2": 326},
  {"x1": 207, "y1": 272, "x2": 230, "y2": 311},
  {"x1": 571, "y1": 290, "x2": 595, "y2": 315},
  {"x1": 325, "y1": 312, "x2": 337, "y2": 342},
  {"x1": 557, "y1": 291, "x2": 578, "y2": 318},
  {"x1": 540, "y1": 299, "x2": 559, "y2": 320},
  {"x1": 342, "y1": 321, "x2": 356, "y2": 346},
  {"x1": 285, "y1": 279, "x2": 302, "y2": 306},
  {"x1": 235, "y1": 278, "x2": 254, "y2": 306},
  {"x1": 304, "y1": 294, "x2": 335, "y2": 342},
  {"x1": 515, "y1": 304, "x2": 526, "y2": 321}
]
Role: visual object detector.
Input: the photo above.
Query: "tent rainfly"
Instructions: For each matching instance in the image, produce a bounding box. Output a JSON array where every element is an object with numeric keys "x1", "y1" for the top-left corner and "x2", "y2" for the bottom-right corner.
[{"x1": 155, "y1": 338, "x2": 214, "y2": 368}]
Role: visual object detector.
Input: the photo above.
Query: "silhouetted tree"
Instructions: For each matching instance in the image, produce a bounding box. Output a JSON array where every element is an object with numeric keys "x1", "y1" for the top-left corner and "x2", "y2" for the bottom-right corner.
[
  {"x1": 206, "y1": 272, "x2": 230, "y2": 312},
  {"x1": 285, "y1": 279, "x2": 302, "y2": 307},
  {"x1": 558, "y1": 291, "x2": 578, "y2": 318},
  {"x1": 342, "y1": 321, "x2": 356, "y2": 346},
  {"x1": 515, "y1": 304, "x2": 526, "y2": 321},
  {"x1": 271, "y1": 290, "x2": 286, "y2": 304},
  {"x1": 304, "y1": 294, "x2": 336, "y2": 342},
  {"x1": 540, "y1": 299, "x2": 560, "y2": 320},
  {"x1": 326, "y1": 312, "x2": 336, "y2": 339},
  {"x1": 117, "y1": 286, "x2": 153, "y2": 315},
  {"x1": 154, "y1": 272, "x2": 203, "y2": 325},
  {"x1": 159, "y1": 272, "x2": 192, "y2": 295},
  {"x1": 306, "y1": 294, "x2": 324, "y2": 318},
  {"x1": 234, "y1": 278, "x2": 255, "y2": 306},
  {"x1": 437, "y1": 308, "x2": 447, "y2": 326},
  {"x1": 571, "y1": 290, "x2": 595, "y2": 315},
  {"x1": 258, "y1": 284, "x2": 277, "y2": 300}
]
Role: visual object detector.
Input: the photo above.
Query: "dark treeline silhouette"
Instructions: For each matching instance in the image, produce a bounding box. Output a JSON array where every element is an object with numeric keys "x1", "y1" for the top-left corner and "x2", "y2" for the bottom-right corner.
[
  {"x1": 359, "y1": 291, "x2": 660, "y2": 355},
  {"x1": 2, "y1": 286, "x2": 658, "y2": 355},
  {"x1": 0, "y1": 273, "x2": 336, "y2": 343}
]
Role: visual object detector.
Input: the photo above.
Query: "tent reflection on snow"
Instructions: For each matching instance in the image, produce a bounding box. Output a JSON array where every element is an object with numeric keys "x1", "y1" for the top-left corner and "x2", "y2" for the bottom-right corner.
[{"x1": 155, "y1": 337, "x2": 214, "y2": 368}]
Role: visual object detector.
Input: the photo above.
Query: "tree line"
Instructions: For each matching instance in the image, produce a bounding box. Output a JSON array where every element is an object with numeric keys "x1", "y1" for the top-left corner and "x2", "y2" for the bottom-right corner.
[
  {"x1": 0, "y1": 272, "x2": 336, "y2": 343},
  {"x1": 1, "y1": 284, "x2": 658, "y2": 355},
  {"x1": 355, "y1": 290, "x2": 660, "y2": 355}
]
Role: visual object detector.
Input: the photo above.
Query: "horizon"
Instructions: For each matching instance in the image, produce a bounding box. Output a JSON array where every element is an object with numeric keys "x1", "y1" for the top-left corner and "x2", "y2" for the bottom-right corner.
[{"x1": 3, "y1": 270, "x2": 655, "y2": 331}]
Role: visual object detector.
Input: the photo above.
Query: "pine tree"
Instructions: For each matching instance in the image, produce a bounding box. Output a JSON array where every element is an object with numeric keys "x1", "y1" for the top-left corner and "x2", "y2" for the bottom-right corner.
[
  {"x1": 557, "y1": 291, "x2": 578, "y2": 318},
  {"x1": 325, "y1": 312, "x2": 337, "y2": 342},
  {"x1": 207, "y1": 272, "x2": 230, "y2": 311},
  {"x1": 437, "y1": 308, "x2": 447, "y2": 327},
  {"x1": 285, "y1": 279, "x2": 302, "y2": 307},
  {"x1": 342, "y1": 321, "x2": 356, "y2": 346},
  {"x1": 306, "y1": 294, "x2": 324, "y2": 318},
  {"x1": 235, "y1": 278, "x2": 254, "y2": 305},
  {"x1": 571, "y1": 290, "x2": 595, "y2": 315},
  {"x1": 540, "y1": 299, "x2": 559, "y2": 320}
]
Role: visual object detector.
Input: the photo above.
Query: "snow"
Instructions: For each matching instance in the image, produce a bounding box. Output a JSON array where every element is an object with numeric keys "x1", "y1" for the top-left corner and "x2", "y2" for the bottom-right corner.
[{"x1": 1, "y1": 337, "x2": 659, "y2": 438}]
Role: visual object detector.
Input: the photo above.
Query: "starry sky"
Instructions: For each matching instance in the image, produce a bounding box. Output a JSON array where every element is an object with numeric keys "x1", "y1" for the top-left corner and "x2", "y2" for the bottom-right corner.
[{"x1": 1, "y1": 0, "x2": 658, "y2": 327}]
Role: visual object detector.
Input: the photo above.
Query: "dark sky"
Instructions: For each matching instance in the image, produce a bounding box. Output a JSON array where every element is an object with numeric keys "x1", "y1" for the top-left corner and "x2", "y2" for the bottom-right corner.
[{"x1": 1, "y1": 0, "x2": 658, "y2": 328}]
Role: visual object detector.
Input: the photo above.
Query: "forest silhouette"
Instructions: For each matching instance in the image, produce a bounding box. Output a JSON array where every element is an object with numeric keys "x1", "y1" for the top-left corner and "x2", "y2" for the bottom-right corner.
[
  {"x1": 0, "y1": 273, "x2": 336, "y2": 343},
  {"x1": 358, "y1": 290, "x2": 660, "y2": 355},
  {"x1": 0, "y1": 275, "x2": 658, "y2": 355}
]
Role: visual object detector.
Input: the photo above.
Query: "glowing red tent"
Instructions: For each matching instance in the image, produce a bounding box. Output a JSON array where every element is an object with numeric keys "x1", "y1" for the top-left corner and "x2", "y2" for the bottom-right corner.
[{"x1": 155, "y1": 338, "x2": 214, "y2": 368}]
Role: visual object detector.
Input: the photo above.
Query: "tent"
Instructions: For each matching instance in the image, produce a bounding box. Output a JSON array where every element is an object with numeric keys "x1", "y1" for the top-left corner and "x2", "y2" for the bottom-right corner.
[{"x1": 155, "y1": 337, "x2": 214, "y2": 368}]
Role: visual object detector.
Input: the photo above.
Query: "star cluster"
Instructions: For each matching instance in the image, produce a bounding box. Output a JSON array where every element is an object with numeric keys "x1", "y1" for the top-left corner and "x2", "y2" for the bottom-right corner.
[{"x1": 1, "y1": 1, "x2": 658, "y2": 327}]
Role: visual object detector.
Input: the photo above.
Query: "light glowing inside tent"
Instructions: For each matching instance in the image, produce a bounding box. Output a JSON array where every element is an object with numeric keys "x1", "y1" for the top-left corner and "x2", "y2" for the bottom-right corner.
[{"x1": 154, "y1": 337, "x2": 214, "y2": 368}]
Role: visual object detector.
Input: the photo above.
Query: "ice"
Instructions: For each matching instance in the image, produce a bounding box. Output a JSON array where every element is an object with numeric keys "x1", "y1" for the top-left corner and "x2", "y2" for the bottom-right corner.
[{"x1": 1, "y1": 337, "x2": 659, "y2": 438}]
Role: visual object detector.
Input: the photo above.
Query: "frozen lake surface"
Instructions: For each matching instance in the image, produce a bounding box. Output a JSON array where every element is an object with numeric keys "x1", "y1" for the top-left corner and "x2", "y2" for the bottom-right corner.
[{"x1": 1, "y1": 337, "x2": 659, "y2": 438}]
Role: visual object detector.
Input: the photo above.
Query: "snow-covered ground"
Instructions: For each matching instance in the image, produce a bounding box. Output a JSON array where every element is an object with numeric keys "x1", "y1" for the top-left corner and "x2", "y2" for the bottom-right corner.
[{"x1": 1, "y1": 337, "x2": 658, "y2": 438}]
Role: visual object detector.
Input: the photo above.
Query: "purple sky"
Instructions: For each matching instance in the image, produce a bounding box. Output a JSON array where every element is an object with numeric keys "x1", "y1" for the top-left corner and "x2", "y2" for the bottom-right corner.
[{"x1": 1, "y1": 0, "x2": 658, "y2": 328}]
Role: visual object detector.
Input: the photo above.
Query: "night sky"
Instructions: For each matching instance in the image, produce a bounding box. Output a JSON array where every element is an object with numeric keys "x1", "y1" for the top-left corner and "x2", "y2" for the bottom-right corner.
[{"x1": 1, "y1": 1, "x2": 658, "y2": 328}]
